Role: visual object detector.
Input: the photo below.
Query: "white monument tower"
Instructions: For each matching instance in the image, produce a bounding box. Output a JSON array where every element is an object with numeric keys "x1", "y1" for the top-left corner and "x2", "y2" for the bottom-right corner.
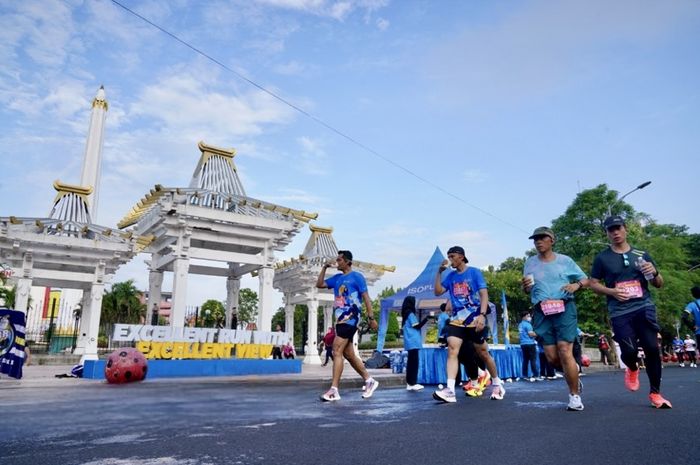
[{"x1": 79, "y1": 85, "x2": 108, "y2": 220}]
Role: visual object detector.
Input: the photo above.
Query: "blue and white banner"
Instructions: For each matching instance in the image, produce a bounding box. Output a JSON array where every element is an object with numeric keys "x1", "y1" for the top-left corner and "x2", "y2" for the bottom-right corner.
[
  {"x1": 501, "y1": 290, "x2": 510, "y2": 345},
  {"x1": 0, "y1": 309, "x2": 26, "y2": 379}
]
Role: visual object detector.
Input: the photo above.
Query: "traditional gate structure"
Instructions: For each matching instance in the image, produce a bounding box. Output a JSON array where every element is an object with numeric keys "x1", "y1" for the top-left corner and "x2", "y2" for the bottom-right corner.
[
  {"x1": 0, "y1": 87, "x2": 142, "y2": 362},
  {"x1": 118, "y1": 142, "x2": 317, "y2": 331},
  {"x1": 273, "y1": 225, "x2": 394, "y2": 364}
]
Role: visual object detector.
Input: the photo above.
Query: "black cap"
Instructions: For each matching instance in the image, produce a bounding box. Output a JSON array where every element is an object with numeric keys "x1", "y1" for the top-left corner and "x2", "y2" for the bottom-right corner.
[
  {"x1": 447, "y1": 246, "x2": 468, "y2": 263},
  {"x1": 603, "y1": 215, "x2": 626, "y2": 229},
  {"x1": 447, "y1": 246, "x2": 465, "y2": 255}
]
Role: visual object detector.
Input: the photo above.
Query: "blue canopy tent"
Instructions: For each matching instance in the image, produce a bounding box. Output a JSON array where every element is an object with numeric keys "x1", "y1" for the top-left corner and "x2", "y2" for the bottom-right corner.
[{"x1": 376, "y1": 247, "x2": 450, "y2": 351}]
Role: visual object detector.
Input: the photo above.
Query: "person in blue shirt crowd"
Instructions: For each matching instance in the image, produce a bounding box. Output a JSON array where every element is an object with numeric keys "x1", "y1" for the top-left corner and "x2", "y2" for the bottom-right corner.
[
  {"x1": 522, "y1": 226, "x2": 587, "y2": 411},
  {"x1": 683, "y1": 286, "x2": 700, "y2": 356},
  {"x1": 401, "y1": 296, "x2": 431, "y2": 391},
  {"x1": 672, "y1": 335, "x2": 685, "y2": 367},
  {"x1": 589, "y1": 215, "x2": 672, "y2": 409},
  {"x1": 437, "y1": 302, "x2": 450, "y2": 347},
  {"x1": 317, "y1": 250, "x2": 379, "y2": 402},
  {"x1": 519, "y1": 311, "x2": 538, "y2": 382},
  {"x1": 432, "y1": 246, "x2": 505, "y2": 403}
]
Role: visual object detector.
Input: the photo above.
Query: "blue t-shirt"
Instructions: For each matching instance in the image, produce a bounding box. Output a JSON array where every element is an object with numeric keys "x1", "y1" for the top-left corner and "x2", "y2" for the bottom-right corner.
[
  {"x1": 590, "y1": 247, "x2": 656, "y2": 318},
  {"x1": 440, "y1": 267, "x2": 487, "y2": 327},
  {"x1": 325, "y1": 271, "x2": 368, "y2": 327},
  {"x1": 524, "y1": 253, "x2": 587, "y2": 304},
  {"x1": 518, "y1": 320, "x2": 536, "y2": 345},
  {"x1": 402, "y1": 312, "x2": 423, "y2": 350},
  {"x1": 684, "y1": 299, "x2": 700, "y2": 335},
  {"x1": 437, "y1": 312, "x2": 450, "y2": 339}
]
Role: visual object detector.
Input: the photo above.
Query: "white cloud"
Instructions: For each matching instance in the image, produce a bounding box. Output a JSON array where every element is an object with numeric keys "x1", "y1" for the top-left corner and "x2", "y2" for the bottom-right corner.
[
  {"x1": 376, "y1": 17, "x2": 389, "y2": 31},
  {"x1": 295, "y1": 136, "x2": 329, "y2": 175},
  {"x1": 130, "y1": 72, "x2": 297, "y2": 140},
  {"x1": 273, "y1": 60, "x2": 308, "y2": 76}
]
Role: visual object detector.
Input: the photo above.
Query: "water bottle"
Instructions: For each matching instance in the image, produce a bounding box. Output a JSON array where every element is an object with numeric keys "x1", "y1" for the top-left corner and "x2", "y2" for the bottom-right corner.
[{"x1": 635, "y1": 257, "x2": 654, "y2": 281}]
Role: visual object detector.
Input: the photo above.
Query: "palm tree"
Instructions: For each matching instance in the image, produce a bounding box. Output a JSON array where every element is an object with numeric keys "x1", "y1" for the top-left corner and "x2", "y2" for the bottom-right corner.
[{"x1": 101, "y1": 280, "x2": 146, "y2": 325}]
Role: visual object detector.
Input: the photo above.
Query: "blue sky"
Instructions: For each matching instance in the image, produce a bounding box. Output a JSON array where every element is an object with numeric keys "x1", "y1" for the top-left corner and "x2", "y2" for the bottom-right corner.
[{"x1": 1, "y1": 0, "x2": 699, "y2": 308}]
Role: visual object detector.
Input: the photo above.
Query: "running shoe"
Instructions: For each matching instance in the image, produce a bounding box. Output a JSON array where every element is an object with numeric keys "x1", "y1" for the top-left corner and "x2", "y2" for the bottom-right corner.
[
  {"x1": 433, "y1": 387, "x2": 457, "y2": 403},
  {"x1": 528, "y1": 377, "x2": 536, "y2": 382},
  {"x1": 320, "y1": 387, "x2": 341, "y2": 402},
  {"x1": 361, "y1": 378, "x2": 379, "y2": 398},
  {"x1": 477, "y1": 370, "x2": 492, "y2": 390},
  {"x1": 406, "y1": 384, "x2": 424, "y2": 391},
  {"x1": 680, "y1": 363, "x2": 685, "y2": 367},
  {"x1": 490, "y1": 384, "x2": 506, "y2": 400},
  {"x1": 464, "y1": 380, "x2": 484, "y2": 397},
  {"x1": 649, "y1": 393, "x2": 672, "y2": 409},
  {"x1": 567, "y1": 394, "x2": 584, "y2": 411},
  {"x1": 624, "y1": 368, "x2": 640, "y2": 391}
]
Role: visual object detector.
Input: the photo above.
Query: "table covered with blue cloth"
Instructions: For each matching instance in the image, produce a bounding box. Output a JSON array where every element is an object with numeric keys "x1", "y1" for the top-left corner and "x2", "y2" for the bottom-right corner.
[{"x1": 415, "y1": 346, "x2": 526, "y2": 385}]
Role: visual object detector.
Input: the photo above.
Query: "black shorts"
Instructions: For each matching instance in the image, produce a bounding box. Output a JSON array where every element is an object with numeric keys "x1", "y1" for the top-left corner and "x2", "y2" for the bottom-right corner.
[
  {"x1": 446, "y1": 324, "x2": 488, "y2": 345},
  {"x1": 335, "y1": 323, "x2": 358, "y2": 340}
]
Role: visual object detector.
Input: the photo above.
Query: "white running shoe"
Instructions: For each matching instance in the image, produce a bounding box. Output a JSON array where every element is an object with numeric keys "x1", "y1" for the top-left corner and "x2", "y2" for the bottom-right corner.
[
  {"x1": 528, "y1": 377, "x2": 536, "y2": 382},
  {"x1": 406, "y1": 384, "x2": 425, "y2": 391},
  {"x1": 361, "y1": 378, "x2": 379, "y2": 398},
  {"x1": 567, "y1": 394, "x2": 584, "y2": 411},
  {"x1": 490, "y1": 384, "x2": 506, "y2": 400},
  {"x1": 320, "y1": 387, "x2": 341, "y2": 402},
  {"x1": 432, "y1": 387, "x2": 456, "y2": 403}
]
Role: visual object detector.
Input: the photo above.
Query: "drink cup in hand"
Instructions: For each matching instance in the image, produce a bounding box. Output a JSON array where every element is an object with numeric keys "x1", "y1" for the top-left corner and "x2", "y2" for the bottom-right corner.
[{"x1": 525, "y1": 274, "x2": 535, "y2": 287}]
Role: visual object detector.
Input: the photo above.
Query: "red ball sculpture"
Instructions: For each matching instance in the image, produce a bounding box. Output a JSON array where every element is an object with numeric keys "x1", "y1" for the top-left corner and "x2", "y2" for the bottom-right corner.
[
  {"x1": 581, "y1": 354, "x2": 591, "y2": 367},
  {"x1": 105, "y1": 348, "x2": 148, "y2": 384}
]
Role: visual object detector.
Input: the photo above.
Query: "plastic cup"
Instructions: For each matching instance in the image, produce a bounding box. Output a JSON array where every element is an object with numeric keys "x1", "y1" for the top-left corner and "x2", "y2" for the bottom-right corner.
[{"x1": 525, "y1": 274, "x2": 535, "y2": 286}]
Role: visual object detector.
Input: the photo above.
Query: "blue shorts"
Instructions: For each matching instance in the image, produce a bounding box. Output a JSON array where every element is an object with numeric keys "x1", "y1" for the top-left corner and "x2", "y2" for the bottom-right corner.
[{"x1": 532, "y1": 300, "x2": 578, "y2": 346}]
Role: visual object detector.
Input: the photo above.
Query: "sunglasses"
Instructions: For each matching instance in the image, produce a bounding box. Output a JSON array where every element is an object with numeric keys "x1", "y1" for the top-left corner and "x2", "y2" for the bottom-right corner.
[{"x1": 622, "y1": 253, "x2": 629, "y2": 267}]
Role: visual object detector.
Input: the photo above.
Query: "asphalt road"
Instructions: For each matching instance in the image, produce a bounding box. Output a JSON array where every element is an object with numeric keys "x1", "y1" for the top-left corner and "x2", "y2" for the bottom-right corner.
[{"x1": 2, "y1": 366, "x2": 699, "y2": 465}]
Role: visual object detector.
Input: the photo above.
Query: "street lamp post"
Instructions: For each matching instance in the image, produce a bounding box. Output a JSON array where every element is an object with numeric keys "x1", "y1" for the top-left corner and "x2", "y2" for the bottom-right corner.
[{"x1": 608, "y1": 181, "x2": 652, "y2": 216}]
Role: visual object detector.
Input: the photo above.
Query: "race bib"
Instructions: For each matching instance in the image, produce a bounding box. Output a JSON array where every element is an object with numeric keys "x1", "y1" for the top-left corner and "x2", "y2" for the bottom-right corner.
[
  {"x1": 334, "y1": 296, "x2": 346, "y2": 308},
  {"x1": 615, "y1": 280, "x2": 643, "y2": 299},
  {"x1": 541, "y1": 300, "x2": 565, "y2": 316}
]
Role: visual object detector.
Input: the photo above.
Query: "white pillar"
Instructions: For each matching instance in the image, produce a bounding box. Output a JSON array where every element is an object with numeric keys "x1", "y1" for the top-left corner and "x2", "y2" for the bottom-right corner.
[
  {"x1": 80, "y1": 86, "x2": 108, "y2": 220},
  {"x1": 77, "y1": 260, "x2": 105, "y2": 363},
  {"x1": 14, "y1": 278, "x2": 32, "y2": 313},
  {"x1": 171, "y1": 257, "x2": 189, "y2": 327},
  {"x1": 257, "y1": 266, "x2": 274, "y2": 332},
  {"x1": 225, "y1": 275, "x2": 240, "y2": 329},
  {"x1": 14, "y1": 251, "x2": 33, "y2": 313},
  {"x1": 73, "y1": 289, "x2": 92, "y2": 356},
  {"x1": 284, "y1": 300, "x2": 295, "y2": 342},
  {"x1": 79, "y1": 282, "x2": 104, "y2": 363},
  {"x1": 323, "y1": 305, "x2": 333, "y2": 334},
  {"x1": 147, "y1": 268, "x2": 163, "y2": 325},
  {"x1": 303, "y1": 298, "x2": 322, "y2": 365}
]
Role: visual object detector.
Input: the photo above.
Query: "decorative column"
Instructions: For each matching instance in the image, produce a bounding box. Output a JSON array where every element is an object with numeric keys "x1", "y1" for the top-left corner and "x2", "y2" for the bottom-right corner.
[
  {"x1": 73, "y1": 288, "x2": 92, "y2": 355},
  {"x1": 147, "y1": 267, "x2": 163, "y2": 325},
  {"x1": 170, "y1": 257, "x2": 189, "y2": 327},
  {"x1": 322, "y1": 305, "x2": 333, "y2": 334},
  {"x1": 303, "y1": 297, "x2": 322, "y2": 365},
  {"x1": 225, "y1": 274, "x2": 240, "y2": 329},
  {"x1": 170, "y1": 225, "x2": 191, "y2": 327},
  {"x1": 257, "y1": 266, "x2": 274, "y2": 332},
  {"x1": 14, "y1": 251, "x2": 33, "y2": 313},
  {"x1": 78, "y1": 260, "x2": 105, "y2": 363},
  {"x1": 284, "y1": 297, "x2": 295, "y2": 342},
  {"x1": 79, "y1": 86, "x2": 108, "y2": 220}
]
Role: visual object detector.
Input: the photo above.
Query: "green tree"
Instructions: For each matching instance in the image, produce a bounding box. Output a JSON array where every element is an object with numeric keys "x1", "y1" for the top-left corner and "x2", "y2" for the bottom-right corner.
[
  {"x1": 200, "y1": 299, "x2": 225, "y2": 327},
  {"x1": 549, "y1": 184, "x2": 700, "y2": 338},
  {"x1": 101, "y1": 280, "x2": 145, "y2": 325},
  {"x1": 237, "y1": 288, "x2": 258, "y2": 327}
]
